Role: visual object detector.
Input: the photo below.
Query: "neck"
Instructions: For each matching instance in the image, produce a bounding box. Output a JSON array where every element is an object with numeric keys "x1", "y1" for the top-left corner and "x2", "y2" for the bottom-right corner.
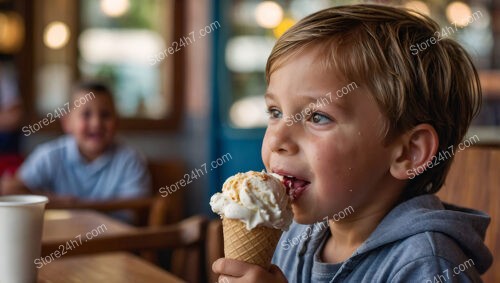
[
  {"x1": 321, "y1": 190, "x2": 403, "y2": 263},
  {"x1": 80, "y1": 148, "x2": 107, "y2": 163},
  {"x1": 329, "y1": 207, "x2": 387, "y2": 248},
  {"x1": 81, "y1": 152, "x2": 99, "y2": 162}
]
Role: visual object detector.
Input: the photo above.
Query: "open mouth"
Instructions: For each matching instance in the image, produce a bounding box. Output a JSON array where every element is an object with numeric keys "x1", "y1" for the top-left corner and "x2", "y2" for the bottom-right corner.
[
  {"x1": 282, "y1": 175, "x2": 310, "y2": 201},
  {"x1": 86, "y1": 132, "x2": 104, "y2": 140}
]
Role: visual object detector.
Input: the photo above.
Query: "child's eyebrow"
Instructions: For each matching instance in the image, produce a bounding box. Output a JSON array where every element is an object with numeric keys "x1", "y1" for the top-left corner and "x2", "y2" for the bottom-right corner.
[
  {"x1": 265, "y1": 90, "x2": 351, "y2": 113},
  {"x1": 264, "y1": 92, "x2": 276, "y2": 101},
  {"x1": 300, "y1": 91, "x2": 351, "y2": 114}
]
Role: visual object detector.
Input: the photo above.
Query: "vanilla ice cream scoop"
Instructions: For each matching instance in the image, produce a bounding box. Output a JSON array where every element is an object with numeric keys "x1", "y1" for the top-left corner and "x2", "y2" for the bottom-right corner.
[{"x1": 210, "y1": 171, "x2": 293, "y2": 231}]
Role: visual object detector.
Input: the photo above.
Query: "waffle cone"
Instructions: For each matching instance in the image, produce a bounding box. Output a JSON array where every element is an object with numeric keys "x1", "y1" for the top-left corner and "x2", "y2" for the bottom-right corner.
[{"x1": 222, "y1": 218, "x2": 283, "y2": 269}]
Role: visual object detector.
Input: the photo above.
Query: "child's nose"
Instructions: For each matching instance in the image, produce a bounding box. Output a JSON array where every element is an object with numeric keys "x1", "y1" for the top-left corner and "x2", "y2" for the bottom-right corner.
[
  {"x1": 267, "y1": 122, "x2": 298, "y2": 155},
  {"x1": 89, "y1": 115, "x2": 103, "y2": 127}
]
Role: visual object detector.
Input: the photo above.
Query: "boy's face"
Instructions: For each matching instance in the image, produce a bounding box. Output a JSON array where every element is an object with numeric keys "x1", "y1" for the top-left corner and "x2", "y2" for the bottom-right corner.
[
  {"x1": 262, "y1": 47, "x2": 401, "y2": 224},
  {"x1": 66, "y1": 91, "x2": 117, "y2": 161}
]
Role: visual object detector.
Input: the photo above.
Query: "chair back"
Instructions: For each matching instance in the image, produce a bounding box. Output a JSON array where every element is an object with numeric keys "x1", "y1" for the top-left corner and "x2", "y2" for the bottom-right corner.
[
  {"x1": 41, "y1": 215, "x2": 208, "y2": 282},
  {"x1": 439, "y1": 145, "x2": 500, "y2": 283},
  {"x1": 147, "y1": 160, "x2": 186, "y2": 226},
  {"x1": 206, "y1": 219, "x2": 224, "y2": 283},
  {"x1": 45, "y1": 160, "x2": 186, "y2": 227}
]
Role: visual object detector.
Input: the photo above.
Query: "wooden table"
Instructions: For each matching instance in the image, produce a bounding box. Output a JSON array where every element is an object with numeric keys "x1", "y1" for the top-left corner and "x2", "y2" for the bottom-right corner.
[
  {"x1": 40, "y1": 210, "x2": 185, "y2": 282},
  {"x1": 43, "y1": 209, "x2": 135, "y2": 244},
  {"x1": 38, "y1": 252, "x2": 185, "y2": 282}
]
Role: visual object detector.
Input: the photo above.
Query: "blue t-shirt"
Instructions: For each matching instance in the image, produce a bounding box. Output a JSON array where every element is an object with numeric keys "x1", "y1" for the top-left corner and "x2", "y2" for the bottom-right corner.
[{"x1": 19, "y1": 135, "x2": 151, "y2": 200}]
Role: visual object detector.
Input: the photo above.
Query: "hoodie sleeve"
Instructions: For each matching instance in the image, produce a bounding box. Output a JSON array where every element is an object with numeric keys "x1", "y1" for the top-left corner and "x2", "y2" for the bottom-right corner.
[{"x1": 390, "y1": 256, "x2": 480, "y2": 283}]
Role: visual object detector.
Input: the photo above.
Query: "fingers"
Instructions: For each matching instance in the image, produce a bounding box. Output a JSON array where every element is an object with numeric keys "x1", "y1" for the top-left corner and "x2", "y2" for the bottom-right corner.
[
  {"x1": 217, "y1": 275, "x2": 230, "y2": 283},
  {"x1": 212, "y1": 258, "x2": 256, "y2": 277},
  {"x1": 213, "y1": 260, "x2": 288, "y2": 283},
  {"x1": 269, "y1": 264, "x2": 287, "y2": 277}
]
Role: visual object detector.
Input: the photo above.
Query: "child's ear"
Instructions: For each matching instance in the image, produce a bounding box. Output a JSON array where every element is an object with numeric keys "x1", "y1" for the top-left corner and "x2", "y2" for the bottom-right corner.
[{"x1": 390, "y1": 124, "x2": 439, "y2": 180}]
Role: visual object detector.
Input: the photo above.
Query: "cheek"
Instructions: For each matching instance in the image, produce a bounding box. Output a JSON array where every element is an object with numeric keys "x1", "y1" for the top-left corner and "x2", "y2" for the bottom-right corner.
[
  {"x1": 73, "y1": 120, "x2": 87, "y2": 133},
  {"x1": 261, "y1": 132, "x2": 271, "y2": 168},
  {"x1": 318, "y1": 142, "x2": 390, "y2": 198},
  {"x1": 309, "y1": 141, "x2": 357, "y2": 190}
]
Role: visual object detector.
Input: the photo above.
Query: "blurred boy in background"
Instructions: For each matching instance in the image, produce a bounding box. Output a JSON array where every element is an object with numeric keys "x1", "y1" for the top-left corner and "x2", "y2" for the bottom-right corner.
[{"x1": 3, "y1": 81, "x2": 151, "y2": 206}]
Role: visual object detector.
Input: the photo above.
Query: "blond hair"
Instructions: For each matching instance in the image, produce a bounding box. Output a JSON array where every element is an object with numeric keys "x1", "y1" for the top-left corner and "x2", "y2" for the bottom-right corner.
[{"x1": 266, "y1": 4, "x2": 481, "y2": 197}]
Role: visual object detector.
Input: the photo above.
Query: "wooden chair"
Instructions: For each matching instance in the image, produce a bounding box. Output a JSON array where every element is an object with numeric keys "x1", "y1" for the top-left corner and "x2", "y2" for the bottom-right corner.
[
  {"x1": 46, "y1": 160, "x2": 187, "y2": 266},
  {"x1": 438, "y1": 144, "x2": 500, "y2": 283},
  {"x1": 48, "y1": 159, "x2": 186, "y2": 227},
  {"x1": 41, "y1": 215, "x2": 208, "y2": 283},
  {"x1": 206, "y1": 219, "x2": 224, "y2": 283}
]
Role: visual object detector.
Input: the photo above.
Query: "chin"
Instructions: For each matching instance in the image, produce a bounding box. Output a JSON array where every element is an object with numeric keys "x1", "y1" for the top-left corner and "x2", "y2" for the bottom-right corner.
[
  {"x1": 293, "y1": 216, "x2": 319, "y2": 225},
  {"x1": 291, "y1": 204, "x2": 319, "y2": 225},
  {"x1": 86, "y1": 139, "x2": 110, "y2": 148},
  {"x1": 82, "y1": 144, "x2": 107, "y2": 155}
]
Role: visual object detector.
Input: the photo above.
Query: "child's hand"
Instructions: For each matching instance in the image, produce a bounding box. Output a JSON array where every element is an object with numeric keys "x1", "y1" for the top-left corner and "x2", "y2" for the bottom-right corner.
[
  {"x1": 212, "y1": 258, "x2": 288, "y2": 283},
  {"x1": 0, "y1": 172, "x2": 22, "y2": 195}
]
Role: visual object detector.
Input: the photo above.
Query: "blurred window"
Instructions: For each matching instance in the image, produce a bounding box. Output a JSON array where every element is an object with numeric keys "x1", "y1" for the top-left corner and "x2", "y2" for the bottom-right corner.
[{"x1": 31, "y1": 0, "x2": 184, "y2": 131}]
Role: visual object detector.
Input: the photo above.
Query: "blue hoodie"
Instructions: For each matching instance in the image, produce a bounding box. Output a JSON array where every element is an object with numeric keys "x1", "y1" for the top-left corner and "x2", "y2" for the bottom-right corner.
[{"x1": 272, "y1": 195, "x2": 492, "y2": 282}]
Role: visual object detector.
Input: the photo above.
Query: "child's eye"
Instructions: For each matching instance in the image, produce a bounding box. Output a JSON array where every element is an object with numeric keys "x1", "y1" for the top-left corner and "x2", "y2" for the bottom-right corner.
[
  {"x1": 100, "y1": 110, "x2": 112, "y2": 119},
  {"x1": 266, "y1": 108, "x2": 282, "y2": 119},
  {"x1": 81, "y1": 110, "x2": 92, "y2": 119},
  {"x1": 310, "y1": 112, "x2": 331, "y2": 124}
]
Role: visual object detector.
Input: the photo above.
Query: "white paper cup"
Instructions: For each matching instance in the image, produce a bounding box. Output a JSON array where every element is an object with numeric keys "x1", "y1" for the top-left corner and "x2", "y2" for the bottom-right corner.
[{"x1": 0, "y1": 195, "x2": 48, "y2": 283}]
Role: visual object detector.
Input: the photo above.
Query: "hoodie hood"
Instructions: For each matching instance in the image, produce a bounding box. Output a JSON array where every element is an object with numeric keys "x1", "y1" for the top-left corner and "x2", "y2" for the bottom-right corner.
[{"x1": 354, "y1": 194, "x2": 493, "y2": 273}]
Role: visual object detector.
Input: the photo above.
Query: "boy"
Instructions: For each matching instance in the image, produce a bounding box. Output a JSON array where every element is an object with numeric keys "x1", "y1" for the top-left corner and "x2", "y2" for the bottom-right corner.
[
  {"x1": 3, "y1": 81, "x2": 150, "y2": 205},
  {"x1": 213, "y1": 4, "x2": 492, "y2": 282}
]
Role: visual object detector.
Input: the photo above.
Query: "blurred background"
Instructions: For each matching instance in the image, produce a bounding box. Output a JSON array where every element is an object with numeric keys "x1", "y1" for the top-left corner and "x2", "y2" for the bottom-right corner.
[{"x1": 1, "y1": 0, "x2": 499, "y2": 216}]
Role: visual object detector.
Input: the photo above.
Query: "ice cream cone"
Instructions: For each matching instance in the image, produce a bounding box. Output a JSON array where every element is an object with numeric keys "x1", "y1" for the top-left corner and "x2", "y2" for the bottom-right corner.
[
  {"x1": 222, "y1": 218, "x2": 283, "y2": 269},
  {"x1": 210, "y1": 171, "x2": 293, "y2": 269}
]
